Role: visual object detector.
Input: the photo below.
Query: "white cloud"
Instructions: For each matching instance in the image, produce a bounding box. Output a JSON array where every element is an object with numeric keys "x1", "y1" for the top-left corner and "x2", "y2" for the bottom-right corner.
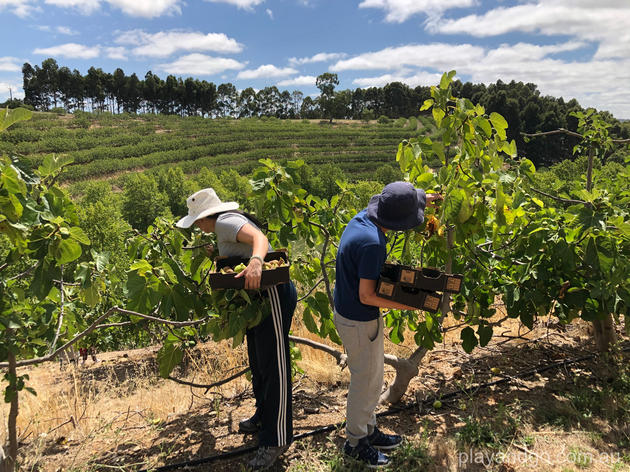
[
  {"x1": 105, "y1": 0, "x2": 183, "y2": 18},
  {"x1": 431, "y1": 1, "x2": 630, "y2": 61},
  {"x1": 341, "y1": 39, "x2": 630, "y2": 118},
  {"x1": 0, "y1": 0, "x2": 40, "y2": 17},
  {"x1": 0, "y1": 57, "x2": 22, "y2": 72},
  {"x1": 411, "y1": 0, "x2": 630, "y2": 117},
  {"x1": 33, "y1": 43, "x2": 100, "y2": 59},
  {"x1": 353, "y1": 70, "x2": 443, "y2": 88},
  {"x1": 461, "y1": 43, "x2": 630, "y2": 119},
  {"x1": 115, "y1": 30, "x2": 243, "y2": 58},
  {"x1": 359, "y1": 0, "x2": 476, "y2": 23},
  {"x1": 265, "y1": 8, "x2": 272, "y2": 19},
  {"x1": 204, "y1": 0, "x2": 264, "y2": 11},
  {"x1": 237, "y1": 64, "x2": 297, "y2": 80},
  {"x1": 44, "y1": 0, "x2": 100, "y2": 14},
  {"x1": 158, "y1": 53, "x2": 246, "y2": 76},
  {"x1": 0, "y1": 80, "x2": 25, "y2": 101},
  {"x1": 43, "y1": 0, "x2": 183, "y2": 17},
  {"x1": 105, "y1": 47, "x2": 127, "y2": 60},
  {"x1": 56, "y1": 26, "x2": 78, "y2": 35},
  {"x1": 289, "y1": 52, "x2": 347, "y2": 66},
  {"x1": 35, "y1": 25, "x2": 78, "y2": 35},
  {"x1": 277, "y1": 75, "x2": 317, "y2": 87},
  {"x1": 331, "y1": 43, "x2": 484, "y2": 72}
]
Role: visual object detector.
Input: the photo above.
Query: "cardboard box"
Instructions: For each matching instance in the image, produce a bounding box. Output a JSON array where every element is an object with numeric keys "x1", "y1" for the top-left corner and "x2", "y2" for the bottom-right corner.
[
  {"x1": 381, "y1": 263, "x2": 463, "y2": 294},
  {"x1": 377, "y1": 278, "x2": 443, "y2": 313},
  {"x1": 208, "y1": 250, "x2": 290, "y2": 290}
]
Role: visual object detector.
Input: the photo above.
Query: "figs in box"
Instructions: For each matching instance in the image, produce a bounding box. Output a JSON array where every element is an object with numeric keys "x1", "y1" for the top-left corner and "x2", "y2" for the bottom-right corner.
[
  {"x1": 377, "y1": 278, "x2": 442, "y2": 313},
  {"x1": 382, "y1": 262, "x2": 463, "y2": 293},
  {"x1": 209, "y1": 250, "x2": 290, "y2": 289}
]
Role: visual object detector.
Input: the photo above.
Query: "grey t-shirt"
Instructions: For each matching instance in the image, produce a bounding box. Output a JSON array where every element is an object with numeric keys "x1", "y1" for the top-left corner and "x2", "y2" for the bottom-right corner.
[{"x1": 215, "y1": 212, "x2": 271, "y2": 258}]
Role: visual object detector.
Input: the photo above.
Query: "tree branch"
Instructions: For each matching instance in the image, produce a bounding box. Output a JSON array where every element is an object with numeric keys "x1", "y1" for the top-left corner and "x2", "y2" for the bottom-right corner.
[
  {"x1": 288, "y1": 335, "x2": 400, "y2": 368},
  {"x1": 0, "y1": 308, "x2": 117, "y2": 368},
  {"x1": 112, "y1": 307, "x2": 212, "y2": 328},
  {"x1": 166, "y1": 367, "x2": 251, "y2": 393},
  {"x1": 7, "y1": 264, "x2": 37, "y2": 281},
  {"x1": 522, "y1": 128, "x2": 630, "y2": 143},
  {"x1": 530, "y1": 187, "x2": 593, "y2": 209},
  {"x1": 521, "y1": 128, "x2": 583, "y2": 139},
  {"x1": 53, "y1": 280, "x2": 81, "y2": 286},
  {"x1": 0, "y1": 307, "x2": 211, "y2": 368},
  {"x1": 95, "y1": 321, "x2": 136, "y2": 329},
  {"x1": 297, "y1": 278, "x2": 324, "y2": 302},
  {"x1": 289, "y1": 335, "x2": 345, "y2": 365}
]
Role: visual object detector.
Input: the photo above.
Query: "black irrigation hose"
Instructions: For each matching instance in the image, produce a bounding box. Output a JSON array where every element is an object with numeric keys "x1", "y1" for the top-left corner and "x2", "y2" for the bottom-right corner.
[{"x1": 136, "y1": 343, "x2": 630, "y2": 472}]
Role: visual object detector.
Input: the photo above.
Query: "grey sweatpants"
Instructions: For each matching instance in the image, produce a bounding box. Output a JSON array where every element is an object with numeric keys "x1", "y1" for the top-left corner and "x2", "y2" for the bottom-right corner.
[{"x1": 333, "y1": 310, "x2": 384, "y2": 446}]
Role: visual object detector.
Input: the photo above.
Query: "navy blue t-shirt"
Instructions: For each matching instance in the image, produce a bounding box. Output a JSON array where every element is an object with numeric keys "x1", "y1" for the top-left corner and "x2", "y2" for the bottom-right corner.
[{"x1": 334, "y1": 210, "x2": 387, "y2": 321}]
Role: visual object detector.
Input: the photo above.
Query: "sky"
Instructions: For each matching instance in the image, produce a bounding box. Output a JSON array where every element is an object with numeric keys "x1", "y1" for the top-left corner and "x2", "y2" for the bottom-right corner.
[{"x1": 1, "y1": 0, "x2": 629, "y2": 119}]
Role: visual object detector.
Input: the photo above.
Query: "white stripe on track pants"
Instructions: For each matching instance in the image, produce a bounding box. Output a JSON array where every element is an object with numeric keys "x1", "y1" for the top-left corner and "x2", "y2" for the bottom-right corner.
[{"x1": 246, "y1": 282, "x2": 296, "y2": 447}]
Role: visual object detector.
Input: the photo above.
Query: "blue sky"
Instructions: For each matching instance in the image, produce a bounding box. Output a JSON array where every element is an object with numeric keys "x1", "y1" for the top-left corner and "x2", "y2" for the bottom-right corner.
[{"x1": 1, "y1": 0, "x2": 629, "y2": 118}]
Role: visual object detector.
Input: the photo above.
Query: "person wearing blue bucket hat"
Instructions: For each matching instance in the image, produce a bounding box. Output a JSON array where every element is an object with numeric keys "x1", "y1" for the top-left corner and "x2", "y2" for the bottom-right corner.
[{"x1": 333, "y1": 181, "x2": 442, "y2": 468}]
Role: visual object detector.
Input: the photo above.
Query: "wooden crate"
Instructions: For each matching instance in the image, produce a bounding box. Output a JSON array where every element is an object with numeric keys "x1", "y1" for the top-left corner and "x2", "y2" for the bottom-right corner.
[
  {"x1": 382, "y1": 263, "x2": 463, "y2": 294},
  {"x1": 377, "y1": 278, "x2": 443, "y2": 313},
  {"x1": 208, "y1": 250, "x2": 290, "y2": 289}
]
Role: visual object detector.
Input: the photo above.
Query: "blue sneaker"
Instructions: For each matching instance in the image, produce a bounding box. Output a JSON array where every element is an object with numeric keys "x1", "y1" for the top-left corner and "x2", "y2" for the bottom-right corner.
[
  {"x1": 343, "y1": 438, "x2": 389, "y2": 468},
  {"x1": 367, "y1": 427, "x2": 403, "y2": 450}
]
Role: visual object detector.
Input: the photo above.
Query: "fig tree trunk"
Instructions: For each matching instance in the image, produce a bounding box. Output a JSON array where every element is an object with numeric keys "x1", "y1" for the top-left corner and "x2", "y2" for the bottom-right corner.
[
  {"x1": 585, "y1": 151, "x2": 617, "y2": 353},
  {"x1": 2, "y1": 347, "x2": 18, "y2": 472},
  {"x1": 592, "y1": 314, "x2": 617, "y2": 352}
]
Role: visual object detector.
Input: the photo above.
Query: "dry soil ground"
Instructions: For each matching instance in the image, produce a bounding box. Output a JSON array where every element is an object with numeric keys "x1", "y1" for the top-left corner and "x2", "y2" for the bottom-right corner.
[{"x1": 3, "y1": 313, "x2": 629, "y2": 472}]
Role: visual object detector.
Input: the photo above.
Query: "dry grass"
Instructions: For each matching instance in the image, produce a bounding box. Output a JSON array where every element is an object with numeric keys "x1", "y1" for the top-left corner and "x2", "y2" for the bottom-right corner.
[
  {"x1": 1, "y1": 338, "x2": 254, "y2": 470},
  {"x1": 2, "y1": 310, "x2": 628, "y2": 472}
]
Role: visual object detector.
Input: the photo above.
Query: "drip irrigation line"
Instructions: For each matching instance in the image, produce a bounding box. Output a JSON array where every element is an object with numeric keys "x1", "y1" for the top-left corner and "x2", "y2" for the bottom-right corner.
[{"x1": 136, "y1": 343, "x2": 629, "y2": 472}]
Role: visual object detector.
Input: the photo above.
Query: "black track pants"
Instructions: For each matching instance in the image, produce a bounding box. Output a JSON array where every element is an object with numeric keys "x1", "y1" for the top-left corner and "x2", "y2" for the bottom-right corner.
[{"x1": 246, "y1": 281, "x2": 296, "y2": 447}]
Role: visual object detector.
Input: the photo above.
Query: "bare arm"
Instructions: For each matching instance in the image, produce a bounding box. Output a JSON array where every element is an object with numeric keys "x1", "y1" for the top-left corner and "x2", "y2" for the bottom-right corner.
[
  {"x1": 358, "y1": 278, "x2": 417, "y2": 311},
  {"x1": 234, "y1": 223, "x2": 269, "y2": 289}
]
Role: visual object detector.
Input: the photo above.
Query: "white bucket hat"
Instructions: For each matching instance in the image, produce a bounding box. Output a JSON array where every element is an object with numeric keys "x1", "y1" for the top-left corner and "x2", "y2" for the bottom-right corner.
[{"x1": 175, "y1": 188, "x2": 239, "y2": 228}]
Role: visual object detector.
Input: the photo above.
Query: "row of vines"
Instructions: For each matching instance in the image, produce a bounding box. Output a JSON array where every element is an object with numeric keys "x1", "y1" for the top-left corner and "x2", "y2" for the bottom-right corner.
[{"x1": 0, "y1": 113, "x2": 422, "y2": 182}]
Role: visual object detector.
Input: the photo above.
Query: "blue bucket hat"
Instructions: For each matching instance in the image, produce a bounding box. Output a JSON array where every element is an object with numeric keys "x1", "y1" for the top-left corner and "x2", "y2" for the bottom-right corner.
[{"x1": 367, "y1": 181, "x2": 426, "y2": 231}]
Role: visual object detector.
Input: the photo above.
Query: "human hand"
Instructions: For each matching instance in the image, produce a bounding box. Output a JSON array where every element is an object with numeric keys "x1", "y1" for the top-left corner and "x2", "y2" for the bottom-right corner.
[
  {"x1": 426, "y1": 193, "x2": 443, "y2": 209},
  {"x1": 234, "y1": 258, "x2": 262, "y2": 289}
]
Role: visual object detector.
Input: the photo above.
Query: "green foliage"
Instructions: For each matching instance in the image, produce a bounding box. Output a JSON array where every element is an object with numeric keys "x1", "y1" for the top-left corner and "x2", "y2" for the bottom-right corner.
[
  {"x1": 456, "y1": 404, "x2": 522, "y2": 449},
  {"x1": 344, "y1": 180, "x2": 382, "y2": 209},
  {"x1": 0, "y1": 110, "x2": 108, "y2": 424},
  {"x1": 393, "y1": 71, "x2": 630, "y2": 351},
  {"x1": 153, "y1": 166, "x2": 197, "y2": 217},
  {"x1": 77, "y1": 197, "x2": 131, "y2": 270},
  {"x1": 106, "y1": 73, "x2": 630, "y2": 370},
  {"x1": 0, "y1": 107, "x2": 33, "y2": 132},
  {"x1": 374, "y1": 163, "x2": 403, "y2": 185},
  {"x1": 122, "y1": 173, "x2": 171, "y2": 231},
  {"x1": 387, "y1": 438, "x2": 432, "y2": 469},
  {"x1": 309, "y1": 163, "x2": 347, "y2": 200}
]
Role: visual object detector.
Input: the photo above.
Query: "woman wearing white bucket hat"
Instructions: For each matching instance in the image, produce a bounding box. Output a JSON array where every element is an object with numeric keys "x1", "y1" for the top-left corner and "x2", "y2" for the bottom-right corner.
[{"x1": 176, "y1": 188, "x2": 296, "y2": 471}]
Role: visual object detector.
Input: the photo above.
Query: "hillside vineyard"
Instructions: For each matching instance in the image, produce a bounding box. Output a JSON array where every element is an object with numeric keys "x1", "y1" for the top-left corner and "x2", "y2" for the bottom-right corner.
[{"x1": 0, "y1": 113, "x2": 421, "y2": 183}]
